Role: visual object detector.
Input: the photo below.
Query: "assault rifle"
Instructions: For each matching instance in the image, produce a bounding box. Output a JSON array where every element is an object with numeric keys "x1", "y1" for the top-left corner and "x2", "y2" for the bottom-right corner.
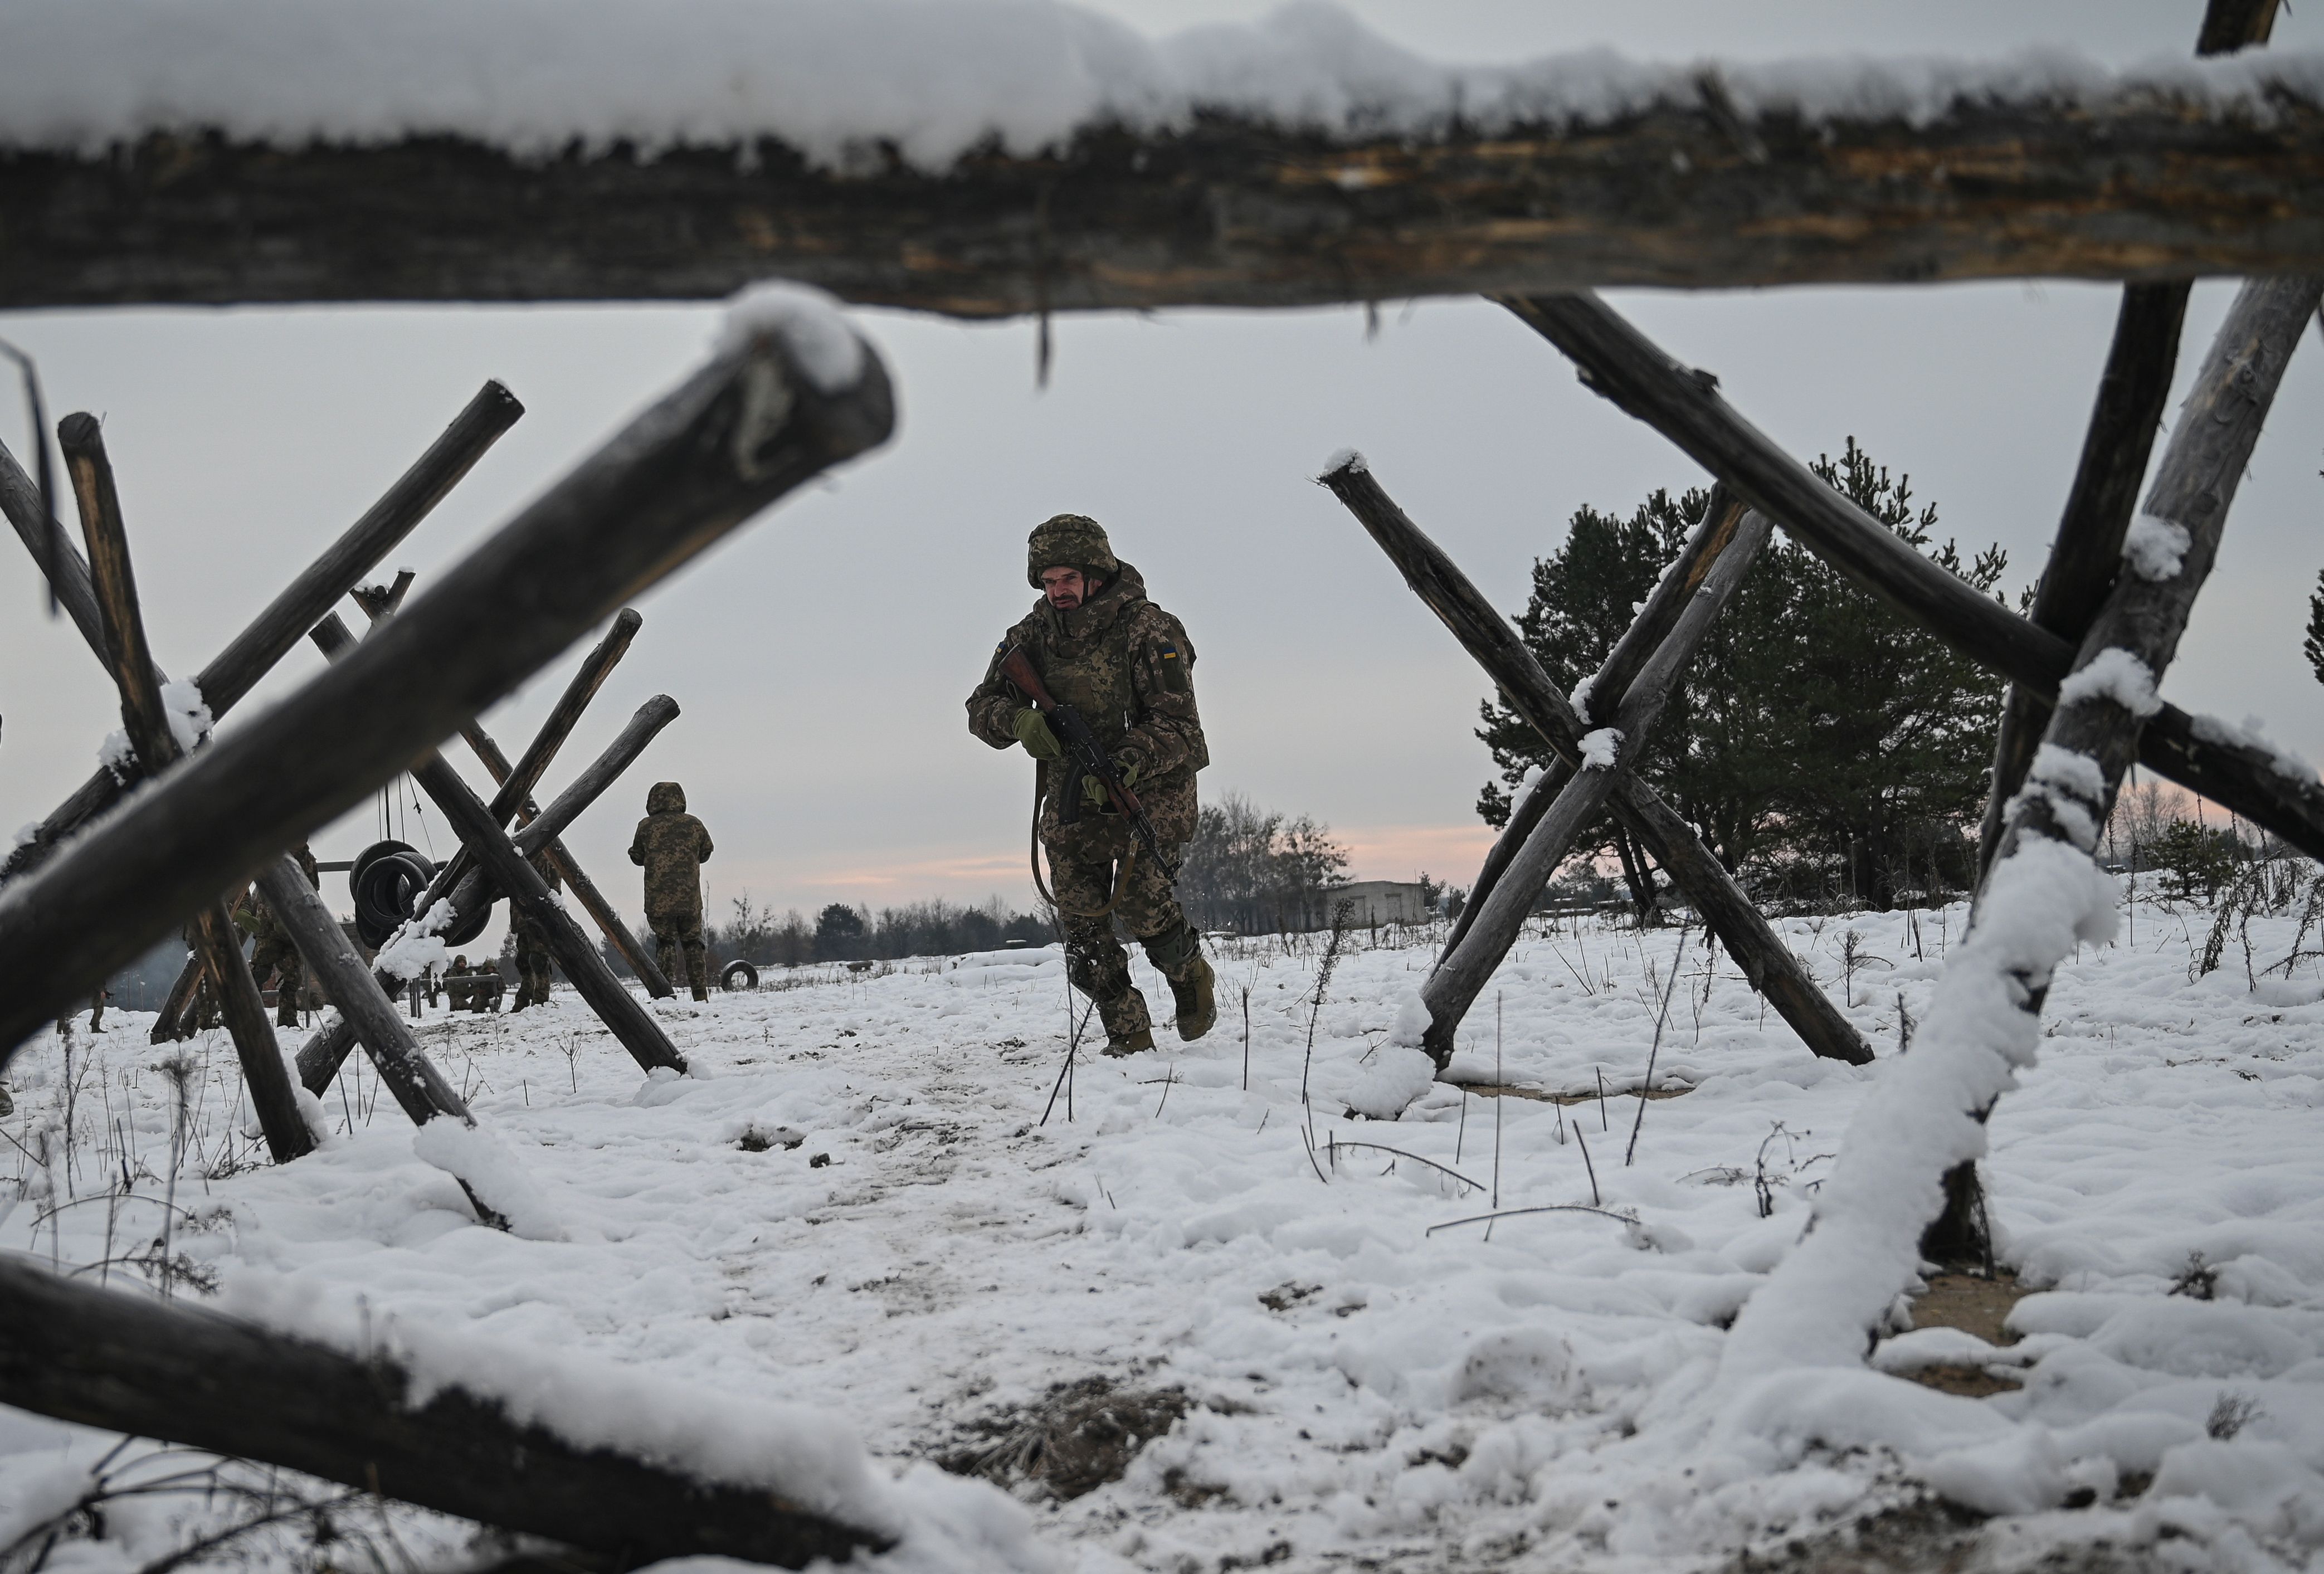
[{"x1": 997, "y1": 645, "x2": 1180, "y2": 883}]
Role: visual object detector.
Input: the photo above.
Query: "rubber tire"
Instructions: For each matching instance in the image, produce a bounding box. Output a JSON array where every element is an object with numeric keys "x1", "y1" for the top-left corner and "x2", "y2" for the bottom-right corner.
[{"x1": 720, "y1": 959, "x2": 759, "y2": 992}]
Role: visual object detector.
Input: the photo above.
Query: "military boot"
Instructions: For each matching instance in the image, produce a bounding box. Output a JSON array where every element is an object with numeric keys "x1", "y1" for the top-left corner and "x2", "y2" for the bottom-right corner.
[
  {"x1": 1097, "y1": 987, "x2": 1154, "y2": 1056},
  {"x1": 1168, "y1": 954, "x2": 1217, "y2": 1042}
]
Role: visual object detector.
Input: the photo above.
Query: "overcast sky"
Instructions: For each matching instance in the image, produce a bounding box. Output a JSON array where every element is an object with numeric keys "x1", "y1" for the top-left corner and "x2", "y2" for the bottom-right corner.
[{"x1": 3, "y1": 1, "x2": 2318, "y2": 956}]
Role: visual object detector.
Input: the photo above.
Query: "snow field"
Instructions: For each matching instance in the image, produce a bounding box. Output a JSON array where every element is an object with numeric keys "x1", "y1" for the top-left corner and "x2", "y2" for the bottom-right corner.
[{"x1": 2, "y1": 889, "x2": 2322, "y2": 1571}]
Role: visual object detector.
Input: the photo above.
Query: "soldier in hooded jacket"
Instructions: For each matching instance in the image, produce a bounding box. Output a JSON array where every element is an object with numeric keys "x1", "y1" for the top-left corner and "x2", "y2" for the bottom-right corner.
[
  {"x1": 630, "y1": 781, "x2": 714, "y2": 1001},
  {"x1": 966, "y1": 514, "x2": 1216, "y2": 1055}
]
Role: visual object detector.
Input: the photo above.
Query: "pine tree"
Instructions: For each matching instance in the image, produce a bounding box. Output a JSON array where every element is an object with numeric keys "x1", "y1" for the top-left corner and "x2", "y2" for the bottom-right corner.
[{"x1": 1476, "y1": 439, "x2": 2010, "y2": 911}]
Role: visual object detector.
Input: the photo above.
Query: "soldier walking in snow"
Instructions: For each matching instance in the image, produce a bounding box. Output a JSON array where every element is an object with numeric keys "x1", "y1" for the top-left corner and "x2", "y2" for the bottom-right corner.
[
  {"x1": 509, "y1": 851, "x2": 561, "y2": 1011},
  {"x1": 629, "y1": 781, "x2": 714, "y2": 1001},
  {"x1": 966, "y1": 514, "x2": 1216, "y2": 1056}
]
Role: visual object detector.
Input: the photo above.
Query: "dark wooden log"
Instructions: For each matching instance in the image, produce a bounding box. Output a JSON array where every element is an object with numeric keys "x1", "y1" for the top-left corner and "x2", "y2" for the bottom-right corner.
[
  {"x1": 1415, "y1": 501, "x2": 1775, "y2": 1066},
  {"x1": 1441, "y1": 484, "x2": 1743, "y2": 959},
  {"x1": 1, "y1": 382, "x2": 523, "y2": 884},
  {"x1": 252, "y1": 855, "x2": 470, "y2": 1127},
  {"x1": 296, "y1": 691, "x2": 683, "y2": 1093},
  {"x1": 1922, "y1": 272, "x2": 2324, "y2": 1266},
  {"x1": 1502, "y1": 289, "x2": 2324, "y2": 864},
  {"x1": 11, "y1": 69, "x2": 2324, "y2": 316},
  {"x1": 17, "y1": 427, "x2": 479, "y2": 1139},
  {"x1": 404, "y1": 606, "x2": 657, "y2": 986},
  {"x1": 0, "y1": 314, "x2": 891, "y2": 1059},
  {"x1": 1322, "y1": 457, "x2": 1872, "y2": 1066},
  {"x1": 0, "y1": 1254, "x2": 889, "y2": 1568},
  {"x1": 58, "y1": 412, "x2": 312, "y2": 1162},
  {"x1": 150, "y1": 948, "x2": 203, "y2": 1044},
  {"x1": 1974, "y1": 0, "x2": 2277, "y2": 877}
]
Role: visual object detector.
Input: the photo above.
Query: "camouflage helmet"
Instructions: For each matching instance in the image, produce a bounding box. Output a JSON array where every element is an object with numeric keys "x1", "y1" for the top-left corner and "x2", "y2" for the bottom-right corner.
[{"x1": 1026, "y1": 513, "x2": 1118, "y2": 588}]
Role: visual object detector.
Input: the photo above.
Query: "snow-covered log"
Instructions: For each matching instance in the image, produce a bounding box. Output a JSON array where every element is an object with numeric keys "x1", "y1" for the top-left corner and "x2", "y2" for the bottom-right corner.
[
  {"x1": 0, "y1": 288, "x2": 894, "y2": 1059},
  {"x1": 1719, "y1": 271, "x2": 2323, "y2": 1377},
  {"x1": 4, "y1": 3, "x2": 2324, "y2": 311},
  {"x1": 1974, "y1": 0, "x2": 2274, "y2": 879},
  {"x1": 60, "y1": 414, "x2": 315, "y2": 1163},
  {"x1": 0, "y1": 1254, "x2": 890, "y2": 1567},
  {"x1": 1323, "y1": 456, "x2": 1871, "y2": 1068},
  {"x1": 1506, "y1": 289, "x2": 2324, "y2": 865},
  {"x1": 1414, "y1": 498, "x2": 1774, "y2": 1066},
  {"x1": 0, "y1": 382, "x2": 522, "y2": 884}
]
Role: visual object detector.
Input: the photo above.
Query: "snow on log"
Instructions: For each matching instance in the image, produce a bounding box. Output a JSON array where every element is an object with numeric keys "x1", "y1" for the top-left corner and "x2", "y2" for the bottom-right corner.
[
  {"x1": 5, "y1": 2, "x2": 2324, "y2": 310},
  {"x1": 0, "y1": 1253, "x2": 896, "y2": 1567},
  {"x1": 0, "y1": 289, "x2": 894, "y2": 1059},
  {"x1": 1717, "y1": 274, "x2": 2322, "y2": 1386}
]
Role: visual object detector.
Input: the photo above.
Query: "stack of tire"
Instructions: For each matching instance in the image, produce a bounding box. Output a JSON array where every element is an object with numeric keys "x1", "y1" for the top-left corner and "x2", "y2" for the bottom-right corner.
[{"x1": 350, "y1": 839, "x2": 493, "y2": 951}]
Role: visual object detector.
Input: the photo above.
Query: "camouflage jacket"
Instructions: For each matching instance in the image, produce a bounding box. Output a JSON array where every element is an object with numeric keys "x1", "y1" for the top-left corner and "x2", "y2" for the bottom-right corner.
[
  {"x1": 241, "y1": 844, "x2": 320, "y2": 946},
  {"x1": 628, "y1": 782, "x2": 713, "y2": 917},
  {"x1": 966, "y1": 562, "x2": 1206, "y2": 850}
]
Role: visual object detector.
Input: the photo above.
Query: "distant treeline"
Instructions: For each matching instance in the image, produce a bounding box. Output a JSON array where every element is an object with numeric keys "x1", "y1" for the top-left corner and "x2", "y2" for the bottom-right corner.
[{"x1": 703, "y1": 895, "x2": 1053, "y2": 967}]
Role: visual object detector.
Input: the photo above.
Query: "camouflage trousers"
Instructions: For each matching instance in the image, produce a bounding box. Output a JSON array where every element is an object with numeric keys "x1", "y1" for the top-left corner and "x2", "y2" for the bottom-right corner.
[
  {"x1": 649, "y1": 910, "x2": 709, "y2": 996},
  {"x1": 1048, "y1": 839, "x2": 1202, "y2": 1042},
  {"x1": 511, "y1": 920, "x2": 555, "y2": 1009},
  {"x1": 249, "y1": 934, "x2": 304, "y2": 1030}
]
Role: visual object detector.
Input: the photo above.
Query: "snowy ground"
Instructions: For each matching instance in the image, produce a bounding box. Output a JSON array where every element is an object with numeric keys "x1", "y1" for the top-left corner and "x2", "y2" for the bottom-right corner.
[{"x1": 3, "y1": 885, "x2": 2322, "y2": 1573}]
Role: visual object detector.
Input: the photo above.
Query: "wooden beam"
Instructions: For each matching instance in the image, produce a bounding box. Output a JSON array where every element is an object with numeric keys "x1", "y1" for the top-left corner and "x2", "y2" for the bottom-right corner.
[
  {"x1": 59, "y1": 412, "x2": 313, "y2": 1163},
  {"x1": 1, "y1": 381, "x2": 523, "y2": 884},
  {"x1": 1443, "y1": 484, "x2": 1743, "y2": 958},
  {"x1": 0, "y1": 316, "x2": 893, "y2": 1059},
  {"x1": 1503, "y1": 289, "x2": 2324, "y2": 864},
  {"x1": 1321, "y1": 458, "x2": 1870, "y2": 1066},
  {"x1": 1414, "y1": 494, "x2": 1775, "y2": 1067},
  {"x1": 9, "y1": 74, "x2": 2324, "y2": 315},
  {"x1": 0, "y1": 1254, "x2": 888, "y2": 1568},
  {"x1": 1976, "y1": 0, "x2": 2278, "y2": 876}
]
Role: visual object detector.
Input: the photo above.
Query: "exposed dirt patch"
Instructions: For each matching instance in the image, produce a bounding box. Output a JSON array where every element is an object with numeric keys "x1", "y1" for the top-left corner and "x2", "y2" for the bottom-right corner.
[
  {"x1": 1891, "y1": 1270, "x2": 2031, "y2": 1396},
  {"x1": 1449, "y1": 1081, "x2": 1693, "y2": 1104},
  {"x1": 936, "y1": 1376, "x2": 1191, "y2": 1501},
  {"x1": 1912, "y1": 1270, "x2": 2026, "y2": 1347},
  {"x1": 1716, "y1": 1496, "x2": 2171, "y2": 1574}
]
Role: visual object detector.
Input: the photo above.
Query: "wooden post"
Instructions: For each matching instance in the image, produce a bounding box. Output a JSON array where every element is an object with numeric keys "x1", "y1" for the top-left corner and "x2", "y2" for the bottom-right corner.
[
  {"x1": 1500, "y1": 289, "x2": 2324, "y2": 865},
  {"x1": 1416, "y1": 504, "x2": 1775, "y2": 1066},
  {"x1": 1443, "y1": 484, "x2": 1744, "y2": 958},
  {"x1": 0, "y1": 1255, "x2": 889, "y2": 1568},
  {"x1": 0, "y1": 314, "x2": 891, "y2": 1058},
  {"x1": 1321, "y1": 457, "x2": 1871, "y2": 1065},
  {"x1": 1, "y1": 381, "x2": 523, "y2": 884},
  {"x1": 59, "y1": 413, "x2": 313, "y2": 1163},
  {"x1": 1975, "y1": 0, "x2": 2279, "y2": 878},
  {"x1": 1923, "y1": 271, "x2": 2323, "y2": 1263}
]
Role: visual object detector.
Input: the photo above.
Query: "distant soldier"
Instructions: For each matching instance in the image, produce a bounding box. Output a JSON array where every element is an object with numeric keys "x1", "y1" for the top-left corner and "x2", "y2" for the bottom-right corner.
[
  {"x1": 241, "y1": 844, "x2": 321, "y2": 1030},
  {"x1": 87, "y1": 985, "x2": 109, "y2": 1032},
  {"x1": 509, "y1": 851, "x2": 561, "y2": 1011},
  {"x1": 629, "y1": 782, "x2": 714, "y2": 1001},
  {"x1": 966, "y1": 514, "x2": 1215, "y2": 1056}
]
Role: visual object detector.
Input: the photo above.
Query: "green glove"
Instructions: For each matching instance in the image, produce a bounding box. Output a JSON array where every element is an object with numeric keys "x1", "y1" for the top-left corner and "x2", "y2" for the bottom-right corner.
[
  {"x1": 1080, "y1": 756, "x2": 1140, "y2": 807},
  {"x1": 1012, "y1": 707, "x2": 1063, "y2": 762}
]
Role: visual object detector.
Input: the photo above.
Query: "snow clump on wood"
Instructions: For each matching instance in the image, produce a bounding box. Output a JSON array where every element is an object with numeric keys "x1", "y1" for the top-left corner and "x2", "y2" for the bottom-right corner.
[
  {"x1": 718, "y1": 281, "x2": 866, "y2": 393},
  {"x1": 2056, "y1": 647, "x2": 2161, "y2": 719},
  {"x1": 2122, "y1": 511, "x2": 2193, "y2": 581}
]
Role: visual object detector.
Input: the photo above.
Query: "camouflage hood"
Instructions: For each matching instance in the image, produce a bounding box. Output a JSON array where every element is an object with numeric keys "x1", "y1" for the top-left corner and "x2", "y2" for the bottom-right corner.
[
  {"x1": 1037, "y1": 560, "x2": 1147, "y2": 642},
  {"x1": 647, "y1": 781, "x2": 686, "y2": 815}
]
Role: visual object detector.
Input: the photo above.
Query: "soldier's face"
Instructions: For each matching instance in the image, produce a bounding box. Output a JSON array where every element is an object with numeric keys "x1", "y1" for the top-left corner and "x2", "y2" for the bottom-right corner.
[{"x1": 1041, "y1": 567, "x2": 1089, "y2": 610}]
